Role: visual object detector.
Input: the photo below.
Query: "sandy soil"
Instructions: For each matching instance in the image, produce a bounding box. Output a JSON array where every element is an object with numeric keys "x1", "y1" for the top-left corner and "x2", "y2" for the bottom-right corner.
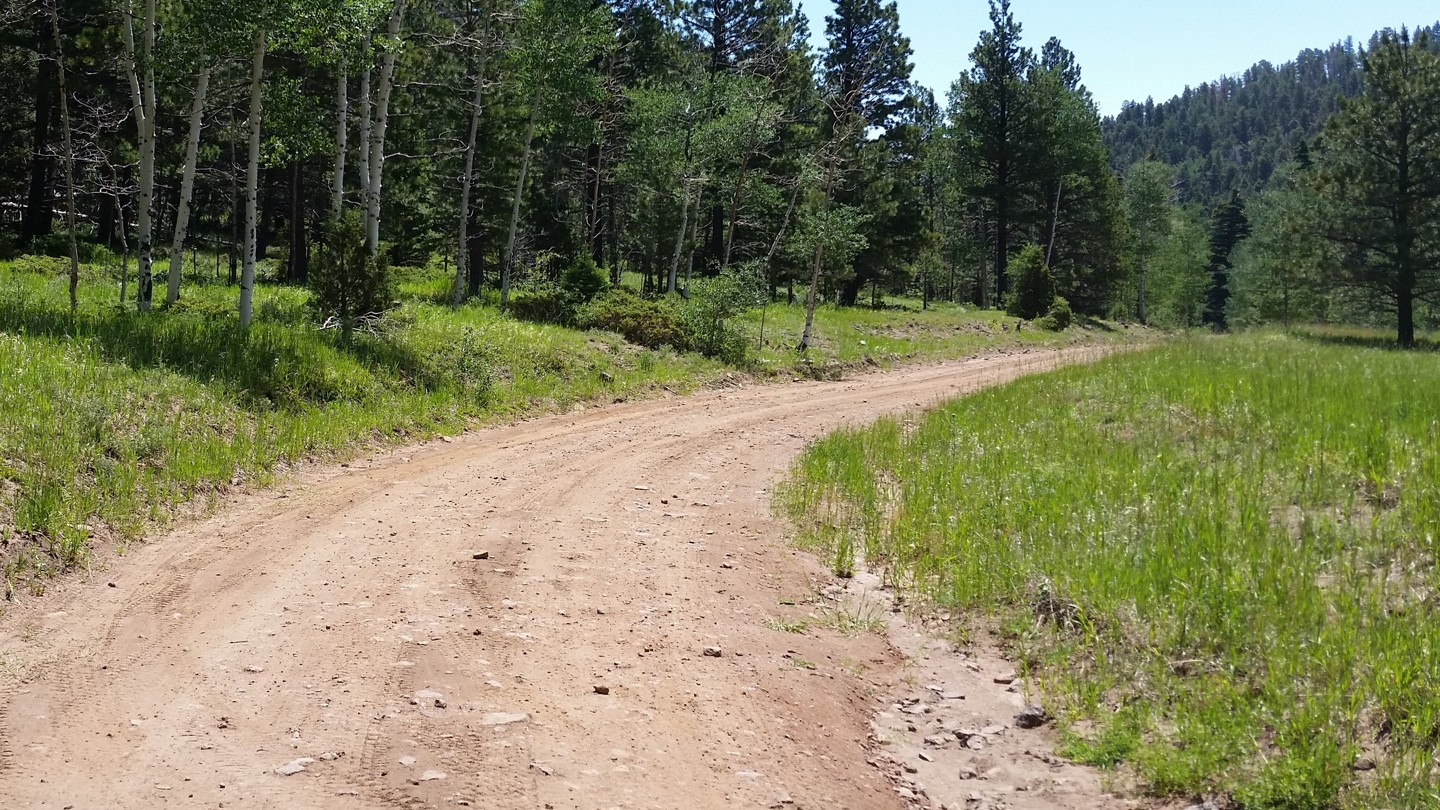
[{"x1": 0, "y1": 347, "x2": 1125, "y2": 810}]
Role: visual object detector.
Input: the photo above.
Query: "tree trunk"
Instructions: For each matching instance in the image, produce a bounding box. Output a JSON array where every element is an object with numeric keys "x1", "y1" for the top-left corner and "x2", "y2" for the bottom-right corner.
[
  {"x1": 501, "y1": 94, "x2": 540, "y2": 307},
  {"x1": 800, "y1": 156, "x2": 841, "y2": 353},
  {"x1": 365, "y1": 0, "x2": 407, "y2": 256},
  {"x1": 1137, "y1": 218, "x2": 1148, "y2": 324},
  {"x1": 1398, "y1": 288, "x2": 1415, "y2": 349},
  {"x1": 23, "y1": 27, "x2": 55, "y2": 239},
  {"x1": 167, "y1": 62, "x2": 211, "y2": 305},
  {"x1": 760, "y1": 179, "x2": 800, "y2": 284},
  {"x1": 357, "y1": 47, "x2": 372, "y2": 202},
  {"x1": 453, "y1": 46, "x2": 489, "y2": 305},
  {"x1": 667, "y1": 177, "x2": 691, "y2": 295},
  {"x1": 122, "y1": 0, "x2": 158, "y2": 310},
  {"x1": 330, "y1": 68, "x2": 348, "y2": 220},
  {"x1": 46, "y1": 0, "x2": 79, "y2": 313},
  {"x1": 288, "y1": 159, "x2": 308, "y2": 283},
  {"x1": 239, "y1": 30, "x2": 267, "y2": 329}
]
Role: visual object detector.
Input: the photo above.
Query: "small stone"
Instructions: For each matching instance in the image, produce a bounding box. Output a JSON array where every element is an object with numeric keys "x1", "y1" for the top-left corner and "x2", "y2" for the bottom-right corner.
[
  {"x1": 1015, "y1": 705, "x2": 1049, "y2": 729},
  {"x1": 434, "y1": 699, "x2": 447, "y2": 709},
  {"x1": 1352, "y1": 757, "x2": 1377, "y2": 772},
  {"x1": 108, "y1": 582, "x2": 117, "y2": 588},
  {"x1": 981, "y1": 725, "x2": 1007, "y2": 737},
  {"x1": 274, "y1": 758, "x2": 314, "y2": 776},
  {"x1": 531, "y1": 762, "x2": 555, "y2": 776},
  {"x1": 958, "y1": 767, "x2": 978, "y2": 780},
  {"x1": 244, "y1": 665, "x2": 264, "y2": 673},
  {"x1": 593, "y1": 685, "x2": 611, "y2": 695},
  {"x1": 923, "y1": 736, "x2": 948, "y2": 747},
  {"x1": 918, "y1": 752, "x2": 934, "y2": 763},
  {"x1": 703, "y1": 646, "x2": 723, "y2": 657},
  {"x1": 965, "y1": 736, "x2": 986, "y2": 751},
  {"x1": 903, "y1": 763, "x2": 918, "y2": 774},
  {"x1": 419, "y1": 770, "x2": 445, "y2": 782},
  {"x1": 480, "y1": 712, "x2": 530, "y2": 726},
  {"x1": 318, "y1": 751, "x2": 342, "y2": 761},
  {"x1": 336, "y1": 789, "x2": 359, "y2": 796},
  {"x1": 993, "y1": 671, "x2": 1017, "y2": 685},
  {"x1": 398, "y1": 755, "x2": 417, "y2": 767},
  {"x1": 472, "y1": 552, "x2": 490, "y2": 560}
]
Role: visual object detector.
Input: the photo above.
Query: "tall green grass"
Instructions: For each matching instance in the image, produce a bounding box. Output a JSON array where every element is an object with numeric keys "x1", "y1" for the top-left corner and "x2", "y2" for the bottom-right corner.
[{"x1": 782, "y1": 334, "x2": 1440, "y2": 808}]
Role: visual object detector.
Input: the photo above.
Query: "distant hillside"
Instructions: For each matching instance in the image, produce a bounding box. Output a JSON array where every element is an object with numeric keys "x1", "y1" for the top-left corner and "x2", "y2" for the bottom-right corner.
[{"x1": 1104, "y1": 23, "x2": 1440, "y2": 206}]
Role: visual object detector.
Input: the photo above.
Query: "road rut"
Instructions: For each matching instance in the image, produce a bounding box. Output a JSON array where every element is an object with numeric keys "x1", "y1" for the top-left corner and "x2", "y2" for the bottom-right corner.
[{"x1": 0, "y1": 348, "x2": 1105, "y2": 809}]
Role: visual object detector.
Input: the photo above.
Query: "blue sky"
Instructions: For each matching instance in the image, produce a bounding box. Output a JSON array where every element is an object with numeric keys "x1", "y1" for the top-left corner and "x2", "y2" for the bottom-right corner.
[{"x1": 804, "y1": 0, "x2": 1440, "y2": 116}]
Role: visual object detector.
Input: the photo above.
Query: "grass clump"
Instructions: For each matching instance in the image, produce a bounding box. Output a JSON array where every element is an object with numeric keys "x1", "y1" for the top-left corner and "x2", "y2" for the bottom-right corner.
[{"x1": 781, "y1": 333, "x2": 1440, "y2": 807}]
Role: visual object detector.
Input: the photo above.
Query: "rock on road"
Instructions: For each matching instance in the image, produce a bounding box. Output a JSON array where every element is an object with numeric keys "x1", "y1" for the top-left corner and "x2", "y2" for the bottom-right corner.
[{"x1": 0, "y1": 348, "x2": 1105, "y2": 809}]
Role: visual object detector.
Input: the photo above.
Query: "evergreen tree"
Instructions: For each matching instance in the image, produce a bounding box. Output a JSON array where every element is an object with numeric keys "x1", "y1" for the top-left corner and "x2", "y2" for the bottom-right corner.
[
  {"x1": 1204, "y1": 190, "x2": 1250, "y2": 330},
  {"x1": 949, "y1": 0, "x2": 1029, "y2": 299},
  {"x1": 1309, "y1": 29, "x2": 1440, "y2": 347}
]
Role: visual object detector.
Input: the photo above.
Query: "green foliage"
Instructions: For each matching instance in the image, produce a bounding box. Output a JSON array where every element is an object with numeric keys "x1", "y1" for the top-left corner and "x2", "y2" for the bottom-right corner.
[
  {"x1": 307, "y1": 211, "x2": 397, "y2": 338},
  {"x1": 576, "y1": 287, "x2": 688, "y2": 350},
  {"x1": 1105, "y1": 25, "x2": 1440, "y2": 208},
  {"x1": 1004, "y1": 244, "x2": 1053, "y2": 319},
  {"x1": 506, "y1": 286, "x2": 573, "y2": 325},
  {"x1": 559, "y1": 255, "x2": 609, "y2": 305},
  {"x1": 1034, "y1": 296, "x2": 1071, "y2": 331},
  {"x1": 1308, "y1": 29, "x2": 1440, "y2": 347},
  {"x1": 681, "y1": 270, "x2": 763, "y2": 363},
  {"x1": 782, "y1": 335, "x2": 1440, "y2": 805},
  {"x1": 1204, "y1": 191, "x2": 1251, "y2": 331}
]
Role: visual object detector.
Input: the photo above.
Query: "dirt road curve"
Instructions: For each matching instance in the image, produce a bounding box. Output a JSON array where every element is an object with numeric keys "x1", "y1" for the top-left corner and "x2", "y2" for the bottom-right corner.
[{"x1": 0, "y1": 348, "x2": 1106, "y2": 810}]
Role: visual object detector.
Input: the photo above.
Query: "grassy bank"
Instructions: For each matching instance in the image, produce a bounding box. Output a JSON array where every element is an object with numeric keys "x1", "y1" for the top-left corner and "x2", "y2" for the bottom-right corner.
[
  {"x1": 0, "y1": 258, "x2": 1135, "y2": 594},
  {"x1": 781, "y1": 334, "x2": 1440, "y2": 808}
]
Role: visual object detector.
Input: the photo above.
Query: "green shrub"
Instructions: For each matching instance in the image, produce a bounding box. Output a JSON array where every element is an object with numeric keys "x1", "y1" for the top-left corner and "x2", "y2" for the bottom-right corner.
[
  {"x1": 307, "y1": 211, "x2": 396, "y2": 339},
  {"x1": 681, "y1": 270, "x2": 761, "y2": 363},
  {"x1": 1005, "y1": 244, "x2": 1054, "y2": 320},
  {"x1": 560, "y1": 256, "x2": 609, "y2": 304},
  {"x1": 577, "y1": 287, "x2": 688, "y2": 349},
  {"x1": 1035, "y1": 296, "x2": 1073, "y2": 331},
  {"x1": 507, "y1": 287, "x2": 573, "y2": 325},
  {"x1": 11, "y1": 254, "x2": 67, "y2": 277}
]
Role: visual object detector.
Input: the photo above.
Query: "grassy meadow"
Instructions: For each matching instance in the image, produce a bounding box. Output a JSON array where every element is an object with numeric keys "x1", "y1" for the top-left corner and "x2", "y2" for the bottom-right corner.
[
  {"x1": 0, "y1": 254, "x2": 1133, "y2": 594},
  {"x1": 781, "y1": 334, "x2": 1440, "y2": 808}
]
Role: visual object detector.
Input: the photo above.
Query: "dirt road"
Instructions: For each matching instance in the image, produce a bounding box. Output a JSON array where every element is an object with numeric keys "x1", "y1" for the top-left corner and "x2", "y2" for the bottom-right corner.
[{"x1": 0, "y1": 348, "x2": 1105, "y2": 810}]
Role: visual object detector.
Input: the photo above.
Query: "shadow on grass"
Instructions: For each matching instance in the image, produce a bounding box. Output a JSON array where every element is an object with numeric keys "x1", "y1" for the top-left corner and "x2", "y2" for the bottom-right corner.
[
  {"x1": 1288, "y1": 326, "x2": 1440, "y2": 353},
  {"x1": 0, "y1": 292, "x2": 441, "y2": 408}
]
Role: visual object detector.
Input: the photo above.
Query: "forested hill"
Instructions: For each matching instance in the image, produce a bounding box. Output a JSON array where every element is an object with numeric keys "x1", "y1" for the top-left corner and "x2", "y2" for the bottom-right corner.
[{"x1": 1103, "y1": 23, "x2": 1440, "y2": 206}]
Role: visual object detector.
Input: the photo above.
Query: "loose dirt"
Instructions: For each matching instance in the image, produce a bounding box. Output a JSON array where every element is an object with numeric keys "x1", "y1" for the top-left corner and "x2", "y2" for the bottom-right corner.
[{"x1": 0, "y1": 348, "x2": 1125, "y2": 809}]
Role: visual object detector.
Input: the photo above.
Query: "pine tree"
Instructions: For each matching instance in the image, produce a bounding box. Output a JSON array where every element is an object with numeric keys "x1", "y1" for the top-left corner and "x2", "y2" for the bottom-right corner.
[
  {"x1": 1310, "y1": 29, "x2": 1440, "y2": 348},
  {"x1": 948, "y1": 0, "x2": 1030, "y2": 299},
  {"x1": 1204, "y1": 190, "x2": 1250, "y2": 330}
]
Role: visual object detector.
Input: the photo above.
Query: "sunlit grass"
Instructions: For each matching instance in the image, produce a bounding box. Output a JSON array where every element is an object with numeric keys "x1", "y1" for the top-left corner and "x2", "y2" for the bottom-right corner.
[{"x1": 781, "y1": 334, "x2": 1440, "y2": 807}]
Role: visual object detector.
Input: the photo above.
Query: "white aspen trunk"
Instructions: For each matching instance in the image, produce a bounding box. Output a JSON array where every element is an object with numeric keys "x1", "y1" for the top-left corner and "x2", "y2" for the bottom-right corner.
[
  {"x1": 121, "y1": 0, "x2": 157, "y2": 310},
  {"x1": 331, "y1": 68, "x2": 348, "y2": 221},
  {"x1": 667, "y1": 177, "x2": 690, "y2": 295},
  {"x1": 800, "y1": 155, "x2": 840, "y2": 353},
  {"x1": 501, "y1": 96, "x2": 540, "y2": 307},
  {"x1": 365, "y1": 0, "x2": 406, "y2": 255},
  {"x1": 238, "y1": 30, "x2": 266, "y2": 329},
  {"x1": 166, "y1": 61, "x2": 210, "y2": 305},
  {"x1": 47, "y1": 0, "x2": 79, "y2": 313},
  {"x1": 453, "y1": 65, "x2": 487, "y2": 305},
  {"x1": 683, "y1": 182, "x2": 704, "y2": 294},
  {"x1": 357, "y1": 49, "x2": 372, "y2": 201}
]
